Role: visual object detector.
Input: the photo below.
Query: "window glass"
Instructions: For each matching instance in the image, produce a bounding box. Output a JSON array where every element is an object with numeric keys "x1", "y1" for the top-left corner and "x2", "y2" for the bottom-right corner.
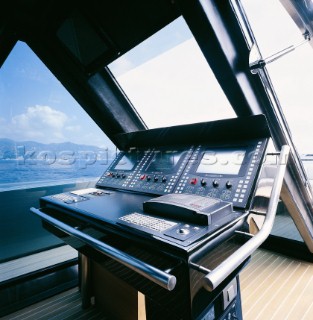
[
  {"x1": 0, "y1": 42, "x2": 115, "y2": 190},
  {"x1": 242, "y1": 0, "x2": 313, "y2": 156},
  {"x1": 241, "y1": 0, "x2": 313, "y2": 243},
  {"x1": 109, "y1": 17, "x2": 236, "y2": 129}
]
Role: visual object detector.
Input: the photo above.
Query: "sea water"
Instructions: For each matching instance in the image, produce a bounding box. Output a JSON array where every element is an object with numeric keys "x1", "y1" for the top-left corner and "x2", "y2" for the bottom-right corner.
[{"x1": 0, "y1": 159, "x2": 111, "y2": 189}]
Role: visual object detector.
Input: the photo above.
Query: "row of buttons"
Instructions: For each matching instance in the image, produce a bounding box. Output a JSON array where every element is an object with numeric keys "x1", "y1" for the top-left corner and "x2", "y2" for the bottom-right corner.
[
  {"x1": 163, "y1": 147, "x2": 193, "y2": 194},
  {"x1": 139, "y1": 174, "x2": 167, "y2": 182},
  {"x1": 174, "y1": 146, "x2": 200, "y2": 193},
  {"x1": 232, "y1": 141, "x2": 263, "y2": 204},
  {"x1": 190, "y1": 178, "x2": 233, "y2": 189},
  {"x1": 233, "y1": 179, "x2": 248, "y2": 203},
  {"x1": 175, "y1": 175, "x2": 188, "y2": 193},
  {"x1": 164, "y1": 175, "x2": 179, "y2": 193},
  {"x1": 106, "y1": 172, "x2": 127, "y2": 178},
  {"x1": 127, "y1": 151, "x2": 155, "y2": 189}
]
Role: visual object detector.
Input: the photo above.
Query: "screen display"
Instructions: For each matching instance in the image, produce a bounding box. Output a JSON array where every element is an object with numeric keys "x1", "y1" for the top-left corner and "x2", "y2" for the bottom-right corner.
[
  {"x1": 147, "y1": 150, "x2": 183, "y2": 172},
  {"x1": 196, "y1": 149, "x2": 246, "y2": 175},
  {"x1": 114, "y1": 153, "x2": 139, "y2": 171}
]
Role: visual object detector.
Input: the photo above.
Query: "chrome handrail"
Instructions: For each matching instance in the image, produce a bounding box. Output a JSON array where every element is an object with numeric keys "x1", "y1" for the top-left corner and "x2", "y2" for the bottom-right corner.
[
  {"x1": 30, "y1": 207, "x2": 176, "y2": 291},
  {"x1": 202, "y1": 145, "x2": 290, "y2": 291}
]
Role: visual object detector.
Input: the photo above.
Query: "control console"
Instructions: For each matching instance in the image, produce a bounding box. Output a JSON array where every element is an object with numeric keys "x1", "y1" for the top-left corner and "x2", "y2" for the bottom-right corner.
[
  {"x1": 35, "y1": 115, "x2": 270, "y2": 320},
  {"x1": 97, "y1": 146, "x2": 194, "y2": 195},
  {"x1": 173, "y1": 139, "x2": 267, "y2": 209},
  {"x1": 97, "y1": 138, "x2": 267, "y2": 210}
]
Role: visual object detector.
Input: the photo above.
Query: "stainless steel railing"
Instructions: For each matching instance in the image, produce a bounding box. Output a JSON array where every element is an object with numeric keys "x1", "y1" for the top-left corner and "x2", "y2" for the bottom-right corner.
[
  {"x1": 30, "y1": 207, "x2": 177, "y2": 291},
  {"x1": 201, "y1": 145, "x2": 290, "y2": 291}
]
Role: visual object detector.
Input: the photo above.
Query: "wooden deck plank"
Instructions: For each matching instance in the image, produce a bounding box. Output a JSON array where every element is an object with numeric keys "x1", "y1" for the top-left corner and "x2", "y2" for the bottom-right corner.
[{"x1": 241, "y1": 249, "x2": 313, "y2": 320}]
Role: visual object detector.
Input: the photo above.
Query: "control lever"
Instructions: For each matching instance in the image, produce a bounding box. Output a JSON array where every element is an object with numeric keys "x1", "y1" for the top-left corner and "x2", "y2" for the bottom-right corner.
[
  {"x1": 30, "y1": 207, "x2": 176, "y2": 291},
  {"x1": 197, "y1": 145, "x2": 290, "y2": 291}
]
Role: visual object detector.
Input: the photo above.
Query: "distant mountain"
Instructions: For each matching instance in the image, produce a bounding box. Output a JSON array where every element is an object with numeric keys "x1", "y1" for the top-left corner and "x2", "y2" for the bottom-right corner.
[
  {"x1": 0, "y1": 138, "x2": 116, "y2": 160},
  {"x1": 0, "y1": 139, "x2": 19, "y2": 159}
]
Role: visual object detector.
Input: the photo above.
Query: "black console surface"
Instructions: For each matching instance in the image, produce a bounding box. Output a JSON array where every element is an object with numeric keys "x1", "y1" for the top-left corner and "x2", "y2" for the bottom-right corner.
[
  {"x1": 35, "y1": 115, "x2": 270, "y2": 320},
  {"x1": 97, "y1": 139, "x2": 267, "y2": 211},
  {"x1": 40, "y1": 115, "x2": 270, "y2": 251}
]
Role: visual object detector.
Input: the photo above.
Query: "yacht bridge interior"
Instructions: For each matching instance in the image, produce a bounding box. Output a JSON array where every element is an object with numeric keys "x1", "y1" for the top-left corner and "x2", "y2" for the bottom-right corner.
[{"x1": 1, "y1": 0, "x2": 313, "y2": 319}]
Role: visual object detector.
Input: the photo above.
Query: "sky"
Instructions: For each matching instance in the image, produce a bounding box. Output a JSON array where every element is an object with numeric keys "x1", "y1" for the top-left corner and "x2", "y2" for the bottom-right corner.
[
  {"x1": 0, "y1": 42, "x2": 113, "y2": 148},
  {"x1": 1, "y1": 1, "x2": 313, "y2": 154}
]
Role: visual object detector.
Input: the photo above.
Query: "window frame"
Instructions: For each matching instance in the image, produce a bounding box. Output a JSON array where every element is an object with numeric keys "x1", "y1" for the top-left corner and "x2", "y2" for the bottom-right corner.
[{"x1": 231, "y1": 0, "x2": 313, "y2": 251}]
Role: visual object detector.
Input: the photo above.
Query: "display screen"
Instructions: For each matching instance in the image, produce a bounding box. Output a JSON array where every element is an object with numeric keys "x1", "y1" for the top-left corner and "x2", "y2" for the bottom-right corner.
[
  {"x1": 114, "y1": 153, "x2": 139, "y2": 171},
  {"x1": 147, "y1": 150, "x2": 183, "y2": 172},
  {"x1": 196, "y1": 149, "x2": 246, "y2": 175}
]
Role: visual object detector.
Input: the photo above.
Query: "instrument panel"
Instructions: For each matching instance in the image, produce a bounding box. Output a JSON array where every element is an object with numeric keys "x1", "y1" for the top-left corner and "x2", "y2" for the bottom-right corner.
[
  {"x1": 97, "y1": 146, "x2": 194, "y2": 195},
  {"x1": 96, "y1": 138, "x2": 267, "y2": 210}
]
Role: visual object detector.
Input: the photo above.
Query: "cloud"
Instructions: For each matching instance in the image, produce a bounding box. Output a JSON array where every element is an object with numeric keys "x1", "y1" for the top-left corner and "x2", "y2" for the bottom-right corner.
[
  {"x1": 1, "y1": 105, "x2": 69, "y2": 142},
  {"x1": 0, "y1": 105, "x2": 113, "y2": 148},
  {"x1": 13, "y1": 105, "x2": 67, "y2": 129},
  {"x1": 65, "y1": 125, "x2": 81, "y2": 132}
]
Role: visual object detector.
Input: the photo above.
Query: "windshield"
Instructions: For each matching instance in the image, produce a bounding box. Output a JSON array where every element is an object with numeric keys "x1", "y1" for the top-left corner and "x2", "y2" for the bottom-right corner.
[
  {"x1": 109, "y1": 17, "x2": 236, "y2": 129},
  {"x1": 0, "y1": 42, "x2": 115, "y2": 190}
]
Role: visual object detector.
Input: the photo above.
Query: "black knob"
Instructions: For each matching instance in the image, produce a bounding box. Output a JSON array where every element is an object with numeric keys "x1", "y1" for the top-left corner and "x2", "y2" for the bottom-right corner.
[
  {"x1": 201, "y1": 179, "x2": 207, "y2": 186},
  {"x1": 162, "y1": 176, "x2": 167, "y2": 182},
  {"x1": 226, "y1": 181, "x2": 232, "y2": 189},
  {"x1": 146, "y1": 175, "x2": 151, "y2": 181},
  {"x1": 116, "y1": 173, "x2": 120, "y2": 178},
  {"x1": 154, "y1": 175, "x2": 159, "y2": 182},
  {"x1": 122, "y1": 173, "x2": 126, "y2": 179},
  {"x1": 111, "y1": 173, "x2": 116, "y2": 178},
  {"x1": 212, "y1": 180, "x2": 219, "y2": 188}
]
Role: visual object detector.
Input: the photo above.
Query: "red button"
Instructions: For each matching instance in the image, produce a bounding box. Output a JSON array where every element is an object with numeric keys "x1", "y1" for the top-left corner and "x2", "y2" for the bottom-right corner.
[
  {"x1": 140, "y1": 174, "x2": 146, "y2": 180},
  {"x1": 190, "y1": 178, "x2": 198, "y2": 185}
]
